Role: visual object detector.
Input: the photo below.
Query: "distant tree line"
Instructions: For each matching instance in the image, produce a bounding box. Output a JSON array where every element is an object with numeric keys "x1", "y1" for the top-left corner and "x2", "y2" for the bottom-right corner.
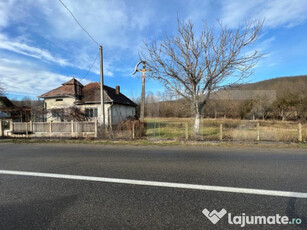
[{"x1": 140, "y1": 85, "x2": 307, "y2": 121}]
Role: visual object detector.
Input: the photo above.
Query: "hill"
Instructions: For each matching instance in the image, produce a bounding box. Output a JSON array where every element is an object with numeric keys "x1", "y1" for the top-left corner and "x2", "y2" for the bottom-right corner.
[
  {"x1": 234, "y1": 75, "x2": 307, "y2": 95},
  {"x1": 145, "y1": 75, "x2": 307, "y2": 120}
]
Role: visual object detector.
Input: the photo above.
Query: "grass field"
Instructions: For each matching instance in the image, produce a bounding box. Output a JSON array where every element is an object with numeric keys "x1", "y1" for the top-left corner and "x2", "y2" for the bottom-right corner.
[{"x1": 145, "y1": 117, "x2": 306, "y2": 142}]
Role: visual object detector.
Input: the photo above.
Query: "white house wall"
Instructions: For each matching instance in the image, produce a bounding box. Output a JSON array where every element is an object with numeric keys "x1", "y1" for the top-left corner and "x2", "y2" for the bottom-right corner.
[
  {"x1": 111, "y1": 104, "x2": 136, "y2": 125},
  {"x1": 78, "y1": 104, "x2": 110, "y2": 125},
  {"x1": 45, "y1": 97, "x2": 76, "y2": 109},
  {"x1": 44, "y1": 97, "x2": 135, "y2": 125}
]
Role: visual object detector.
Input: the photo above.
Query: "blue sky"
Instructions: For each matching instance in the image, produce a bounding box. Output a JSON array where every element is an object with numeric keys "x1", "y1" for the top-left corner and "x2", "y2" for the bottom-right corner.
[{"x1": 0, "y1": 0, "x2": 306, "y2": 100}]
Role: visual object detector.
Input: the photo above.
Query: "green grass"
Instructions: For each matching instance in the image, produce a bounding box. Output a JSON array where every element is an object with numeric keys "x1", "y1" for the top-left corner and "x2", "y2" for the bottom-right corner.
[{"x1": 145, "y1": 117, "x2": 306, "y2": 142}]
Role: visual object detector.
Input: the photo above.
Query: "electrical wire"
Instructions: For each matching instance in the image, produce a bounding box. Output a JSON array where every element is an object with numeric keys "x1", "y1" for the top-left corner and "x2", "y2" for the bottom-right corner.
[
  {"x1": 83, "y1": 51, "x2": 99, "y2": 78},
  {"x1": 58, "y1": 0, "x2": 101, "y2": 77},
  {"x1": 58, "y1": 0, "x2": 100, "y2": 47}
]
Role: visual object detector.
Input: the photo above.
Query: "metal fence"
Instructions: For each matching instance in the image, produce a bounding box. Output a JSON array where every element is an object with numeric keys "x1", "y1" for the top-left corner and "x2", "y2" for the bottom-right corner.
[{"x1": 145, "y1": 120, "x2": 306, "y2": 142}]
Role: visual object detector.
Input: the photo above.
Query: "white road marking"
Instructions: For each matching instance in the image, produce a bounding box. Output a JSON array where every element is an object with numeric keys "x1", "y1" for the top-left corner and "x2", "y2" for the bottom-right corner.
[{"x1": 0, "y1": 170, "x2": 306, "y2": 199}]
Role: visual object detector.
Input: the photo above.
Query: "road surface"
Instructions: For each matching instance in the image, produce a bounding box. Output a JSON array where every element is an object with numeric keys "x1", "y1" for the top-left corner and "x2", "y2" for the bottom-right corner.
[{"x1": 0, "y1": 143, "x2": 306, "y2": 229}]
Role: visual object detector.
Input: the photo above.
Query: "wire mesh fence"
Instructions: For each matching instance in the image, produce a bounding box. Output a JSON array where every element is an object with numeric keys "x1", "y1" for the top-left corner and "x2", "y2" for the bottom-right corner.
[{"x1": 145, "y1": 119, "x2": 306, "y2": 142}]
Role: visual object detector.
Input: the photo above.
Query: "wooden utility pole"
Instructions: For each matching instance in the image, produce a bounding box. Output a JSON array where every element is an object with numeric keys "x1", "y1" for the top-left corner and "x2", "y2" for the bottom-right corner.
[
  {"x1": 100, "y1": 46, "x2": 105, "y2": 132},
  {"x1": 132, "y1": 61, "x2": 151, "y2": 123}
]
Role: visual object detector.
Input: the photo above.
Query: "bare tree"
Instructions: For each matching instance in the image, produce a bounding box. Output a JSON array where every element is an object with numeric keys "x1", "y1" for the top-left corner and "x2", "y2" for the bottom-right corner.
[
  {"x1": 0, "y1": 83, "x2": 4, "y2": 96},
  {"x1": 141, "y1": 19, "x2": 263, "y2": 134}
]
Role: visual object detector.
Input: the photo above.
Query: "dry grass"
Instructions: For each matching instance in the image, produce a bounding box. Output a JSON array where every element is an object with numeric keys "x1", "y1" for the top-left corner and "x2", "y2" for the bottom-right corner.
[{"x1": 145, "y1": 117, "x2": 306, "y2": 142}]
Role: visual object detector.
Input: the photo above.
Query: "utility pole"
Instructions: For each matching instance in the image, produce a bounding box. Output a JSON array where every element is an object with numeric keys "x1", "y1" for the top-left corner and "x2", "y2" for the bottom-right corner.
[
  {"x1": 140, "y1": 66, "x2": 146, "y2": 122},
  {"x1": 100, "y1": 46, "x2": 105, "y2": 132},
  {"x1": 132, "y1": 61, "x2": 151, "y2": 122}
]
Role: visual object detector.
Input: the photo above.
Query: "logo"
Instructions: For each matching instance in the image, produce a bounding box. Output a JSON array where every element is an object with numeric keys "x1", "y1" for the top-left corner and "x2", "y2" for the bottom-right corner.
[
  {"x1": 202, "y1": 208, "x2": 227, "y2": 224},
  {"x1": 202, "y1": 208, "x2": 302, "y2": 227}
]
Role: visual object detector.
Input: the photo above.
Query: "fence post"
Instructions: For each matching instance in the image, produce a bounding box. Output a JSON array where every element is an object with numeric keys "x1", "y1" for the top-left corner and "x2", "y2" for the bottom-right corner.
[
  {"x1": 30, "y1": 121, "x2": 33, "y2": 133},
  {"x1": 132, "y1": 122, "x2": 135, "y2": 139},
  {"x1": 49, "y1": 121, "x2": 52, "y2": 137},
  {"x1": 257, "y1": 122, "x2": 260, "y2": 141},
  {"x1": 71, "y1": 120, "x2": 74, "y2": 137},
  {"x1": 298, "y1": 123, "x2": 302, "y2": 142},
  {"x1": 25, "y1": 122, "x2": 29, "y2": 137},
  {"x1": 94, "y1": 119, "x2": 98, "y2": 138},
  {"x1": 219, "y1": 123, "x2": 223, "y2": 141},
  {"x1": 185, "y1": 122, "x2": 189, "y2": 140},
  {"x1": 0, "y1": 121, "x2": 3, "y2": 137}
]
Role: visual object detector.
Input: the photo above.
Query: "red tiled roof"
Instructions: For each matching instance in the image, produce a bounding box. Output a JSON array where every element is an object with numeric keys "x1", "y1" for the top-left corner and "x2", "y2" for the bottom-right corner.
[
  {"x1": 39, "y1": 79, "x2": 136, "y2": 106},
  {"x1": 39, "y1": 78, "x2": 83, "y2": 98},
  {"x1": 0, "y1": 96, "x2": 15, "y2": 108},
  {"x1": 80, "y1": 82, "x2": 136, "y2": 106},
  {"x1": 63, "y1": 78, "x2": 83, "y2": 86},
  {"x1": 81, "y1": 82, "x2": 111, "y2": 102}
]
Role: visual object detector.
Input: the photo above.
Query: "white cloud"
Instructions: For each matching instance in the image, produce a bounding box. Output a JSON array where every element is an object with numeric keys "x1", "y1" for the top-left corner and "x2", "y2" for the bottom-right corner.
[
  {"x1": 0, "y1": 58, "x2": 90, "y2": 97},
  {"x1": 0, "y1": 0, "x2": 152, "y2": 78},
  {"x1": 36, "y1": 0, "x2": 151, "y2": 50},
  {"x1": 0, "y1": 34, "x2": 70, "y2": 66},
  {"x1": 221, "y1": 0, "x2": 307, "y2": 28}
]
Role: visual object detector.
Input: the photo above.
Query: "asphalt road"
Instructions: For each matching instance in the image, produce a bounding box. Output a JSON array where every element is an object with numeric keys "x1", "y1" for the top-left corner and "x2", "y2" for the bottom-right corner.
[{"x1": 0, "y1": 143, "x2": 306, "y2": 229}]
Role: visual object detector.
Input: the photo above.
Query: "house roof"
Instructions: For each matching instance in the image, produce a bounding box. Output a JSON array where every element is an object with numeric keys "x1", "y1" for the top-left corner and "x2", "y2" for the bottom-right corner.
[
  {"x1": 0, "y1": 96, "x2": 15, "y2": 108},
  {"x1": 39, "y1": 78, "x2": 83, "y2": 98},
  {"x1": 39, "y1": 78, "x2": 136, "y2": 107},
  {"x1": 63, "y1": 78, "x2": 84, "y2": 86},
  {"x1": 80, "y1": 82, "x2": 136, "y2": 107}
]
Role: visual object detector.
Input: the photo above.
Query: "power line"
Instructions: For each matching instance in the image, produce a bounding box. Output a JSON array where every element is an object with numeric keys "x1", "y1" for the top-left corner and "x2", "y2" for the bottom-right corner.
[
  {"x1": 83, "y1": 51, "x2": 99, "y2": 78},
  {"x1": 58, "y1": 0, "x2": 100, "y2": 47}
]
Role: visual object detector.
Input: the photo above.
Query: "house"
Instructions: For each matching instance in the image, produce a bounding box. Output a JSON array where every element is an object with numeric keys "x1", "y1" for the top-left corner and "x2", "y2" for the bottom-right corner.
[
  {"x1": 0, "y1": 96, "x2": 15, "y2": 111},
  {"x1": 39, "y1": 78, "x2": 137, "y2": 125}
]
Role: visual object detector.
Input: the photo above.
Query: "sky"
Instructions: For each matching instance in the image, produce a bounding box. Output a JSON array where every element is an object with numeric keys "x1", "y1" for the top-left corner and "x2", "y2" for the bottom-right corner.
[{"x1": 0, "y1": 0, "x2": 306, "y2": 100}]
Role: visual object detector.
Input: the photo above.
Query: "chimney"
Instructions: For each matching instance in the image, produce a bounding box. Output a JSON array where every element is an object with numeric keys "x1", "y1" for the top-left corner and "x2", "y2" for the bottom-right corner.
[{"x1": 115, "y1": 86, "x2": 120, "y2": 95}]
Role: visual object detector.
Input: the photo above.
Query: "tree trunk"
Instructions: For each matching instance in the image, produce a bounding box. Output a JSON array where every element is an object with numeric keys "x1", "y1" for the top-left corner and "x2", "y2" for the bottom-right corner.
[{"x1": 194, "y1": 112, "x2": 201, "y2": 135}]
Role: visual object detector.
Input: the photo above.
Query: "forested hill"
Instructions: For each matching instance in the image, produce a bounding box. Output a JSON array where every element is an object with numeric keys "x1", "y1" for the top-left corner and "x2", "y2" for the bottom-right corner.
[
  {"x1": 234, "y1": 75, "x2": 307, "y2": 94},
  {"x1": 144, "y1": 75, "x2": 307, "y2": 119}
]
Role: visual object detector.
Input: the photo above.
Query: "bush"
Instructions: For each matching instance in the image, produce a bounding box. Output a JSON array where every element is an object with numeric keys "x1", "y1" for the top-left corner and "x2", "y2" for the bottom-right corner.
[{"x1": 115, "y1": 117, "x2": 146, "y2": 138}]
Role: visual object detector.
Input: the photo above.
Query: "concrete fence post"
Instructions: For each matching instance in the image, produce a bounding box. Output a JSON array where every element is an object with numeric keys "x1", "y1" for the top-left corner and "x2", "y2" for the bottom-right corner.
[
  {"x1": 49, "y1": 121, "x2": 52, "y2": 137},
  {"x1": 132, "y1": 122, "x2": 135, "y2": 139},
  {"x1": 219, "y1": 123, "x2": 223, "y2": 141},
  {"x1": 185, "y1": 122, "x2": 189, "y2": 140},
  {"x1": 298, "y1": 123, "x2": 302, "y2": 142},
  {"x1": 94, "y1": 119, "x2": 98, "y2": 138},
  {"x1": 257, "y1": 122, "x2": 260, "y2": 141},
  {"x1": 71, "y1": 120, "x2": 74, "y2": 137},
  {"x1": 30, "y1": 121, "x2": 33, "y2": 133},
  {"x1": 0, "y1": 121, "x2": 3, "y2": 137},
  {"x1": 25, "y1": 122, "x2": 29, "y2": 137}
]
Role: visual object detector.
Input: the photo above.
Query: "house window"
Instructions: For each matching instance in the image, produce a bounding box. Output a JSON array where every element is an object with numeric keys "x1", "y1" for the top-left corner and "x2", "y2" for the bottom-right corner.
[
  {"x1": 52, "y1": 109, "x2": 64, "y2": 118},
  {"x1": 85, "y1": 108, "x2": 98, "y2": 118},
  {"x1": 56, "y1": 98, "x2": 63, "y2": 101}
]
